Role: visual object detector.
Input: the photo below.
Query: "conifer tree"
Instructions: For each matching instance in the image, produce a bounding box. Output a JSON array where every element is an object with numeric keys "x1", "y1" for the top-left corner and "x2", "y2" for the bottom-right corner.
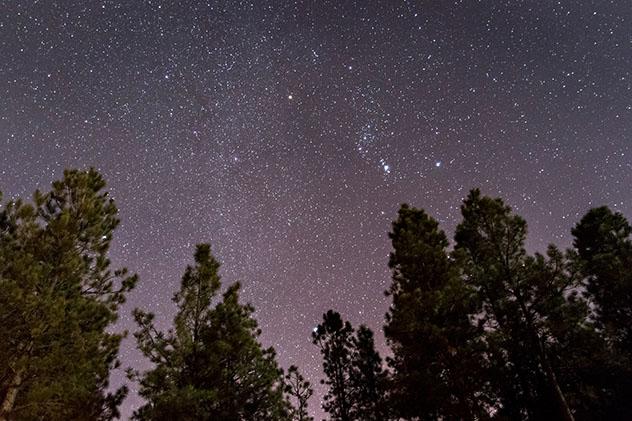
[
  {"x1": 131, "y1": 244, "x2": 291, "y2": 420},
  {"x1": 312, "y1": 310, "x2": 354, "y2": 421},
  {"x1": 0, "y1": 169, "x2": 136, "y2": 420},
  {"x1": 381, "y1": 191, "x2": 632, "y2": 419},
  {"x1": 313, "y1": 311, "x2": 387, "y2": 421},
  {"x1": 284, "y1": 365, "x2": 313, "y2": 421},
  {"x1": 572, "y1": 207, "x2": 632, "y2": 351},
  {"x1": 349, "y1": 326, "x2": 388, "y2": 421},
  {"x1": 384, "y1": 204, "x2": 489, "y2": 420},
  {"x1": 455, "y1": 189, "x2": 579, "y2": 421},
  {"x1": 571, "y1": 207, "x2": 632, "y2": 417}
]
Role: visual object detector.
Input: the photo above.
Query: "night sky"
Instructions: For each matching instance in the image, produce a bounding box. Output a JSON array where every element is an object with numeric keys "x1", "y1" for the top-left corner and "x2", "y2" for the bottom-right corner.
[{"x1": 2, "y1": 1, "x2": 631, "y2": 419}]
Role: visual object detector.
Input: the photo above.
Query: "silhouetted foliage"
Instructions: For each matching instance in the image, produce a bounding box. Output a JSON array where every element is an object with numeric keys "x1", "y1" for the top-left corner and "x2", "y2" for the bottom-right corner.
[
  {"x1": 384, "y1": 203, "x2": 490, "y2": 420},
  {"x1": 455, "y1": 189, "x2": 578, "y2": 420},
  {"x1": 313, "y1": 310, "x2": 354, "y2": 421},
  {"x1": 284, "y1": 365, "x2": 313, "y2": 421},
  {"x1": 313, "y1": 311, "x2": 387, "y2": 421},
  {"x1": 571, "y1": 207, "x2": 632, "y2": 418},
  {"x1": 0, "y1": 169, "x2": 136, "y2": 420},
  {"x1": 4, "y1": 170, "x2": 632, "y2": 421},
  {"x1": 383, "y1": 190, "x2": 632, "y2": 420},
  {"x1": 349, "y1": 325, "x2": 388, "y2": 421},
  {"x1": 130, "y1": 244, "x2": 291, "y2": 420},
  {"x1": 572, "y1": 207, "x2": 632, "y2": 350}
]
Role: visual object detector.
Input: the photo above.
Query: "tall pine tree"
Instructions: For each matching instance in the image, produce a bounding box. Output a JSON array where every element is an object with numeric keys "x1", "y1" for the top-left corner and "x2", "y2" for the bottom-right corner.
[
  {"x1": 349, "y1": 326, "x2": 388, "y2": 421},
  {"x1": 571, "y1": 207, "x2": 632, "y2": 417},
  {"x1": 313, "y1": 310, "x2": 354, "y2": 421},
  {"x1": 0, "y1": 169, "x2": 136, "y2": 420},
  {"x1": 384, "y1": 191, "x2": 617, "y2": 419},
  {"x1": 454, "y1": 194, "x2": 632, "y2": 420},
  {"x1": 455, "y1": 189, "x2": 582, "y2": 420},
  {"x1": 284, "y1": 365, "x2": 313, "y2": 421},
  {"x1": 313, "y1": 311, "x2": 387, "y2": 421},
  {"x1": 130, "y1": 244, "x2": 291, "y2": 420},
  {"x1": 572, "y1": 207, "x2": 632, "y2": 352},
  {"x1": 384, "y1": 204, "x2": 489, "y2": 420}
]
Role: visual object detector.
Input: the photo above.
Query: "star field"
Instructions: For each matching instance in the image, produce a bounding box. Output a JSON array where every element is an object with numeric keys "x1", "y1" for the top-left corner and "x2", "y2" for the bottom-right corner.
[{"x1": 1, "y1": 1, "x2": 631, "y2": 419}]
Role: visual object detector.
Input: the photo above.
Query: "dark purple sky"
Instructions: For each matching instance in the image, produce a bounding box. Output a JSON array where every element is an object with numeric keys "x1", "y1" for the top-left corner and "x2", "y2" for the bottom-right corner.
[{"x1": 2, "y1": 1, "x2": 631, "y2": 419}]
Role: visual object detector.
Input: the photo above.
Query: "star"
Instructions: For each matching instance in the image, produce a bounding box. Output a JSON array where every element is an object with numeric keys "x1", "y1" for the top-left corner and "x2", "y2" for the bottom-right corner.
[
  {"x1": 3, "y1": 2, "x2": 629, "y2": 419},
  {"x1": 379, "y1": 158, "x2": 391, "y2": 174}
]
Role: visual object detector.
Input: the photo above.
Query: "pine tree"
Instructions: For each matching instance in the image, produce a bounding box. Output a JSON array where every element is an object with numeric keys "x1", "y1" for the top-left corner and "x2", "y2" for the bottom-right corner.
[
  {"x1": 312, "y1": 310, "x2": 354, "y2": 421},
  {"x1": 284, "y1": 365, "x2": 313, "y2": 421},
  {"x1": 349, "y1": 326, "x2": 388, "y2": 421},
  {"x1": 313, "y1": 311, "x2": 388, "y2": 420},
  {"x1": 571, "y1": 207, "x2": 632, "y2": 417},
  {"x1": 383, "y1": 191, "x2": 631, "y2": 419},
  {"x1": 572, "y1": 207, "x2": 632, "y2": 351},
  {"x1": 131, "y1": 244, "x2": 291, "y2": 420},
  {"x1": 384, "y1": 203, "x2": 489, "y2": 420},
  {"x1": 0, "y1": 169, "x2": 136, "y2": 420},
  {"x1": 455, "y1": 189, "x2": 577, "y2": 421}
]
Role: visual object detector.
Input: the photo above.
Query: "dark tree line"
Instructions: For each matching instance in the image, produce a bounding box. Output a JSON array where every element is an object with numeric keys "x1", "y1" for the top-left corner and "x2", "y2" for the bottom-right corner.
[
  {"x1": 311, "y1": 190, "x2": 632, "y2": 421},
  {"x1": 1, "y1": 171, "x2": 631, "y2": 420}
]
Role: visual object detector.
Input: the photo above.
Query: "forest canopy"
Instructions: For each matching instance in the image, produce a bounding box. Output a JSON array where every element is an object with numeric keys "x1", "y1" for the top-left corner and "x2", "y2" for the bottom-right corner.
[{"x1": 1, "y1": 170, "x2": 631, "y2": 420}]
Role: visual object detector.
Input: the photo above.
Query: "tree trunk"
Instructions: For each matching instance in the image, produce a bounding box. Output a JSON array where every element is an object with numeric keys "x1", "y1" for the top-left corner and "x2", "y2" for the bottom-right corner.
[
  {"x1": 514, "y1": 291, "x2": 575, "y2": 421},
  {"x1": 0, "y1": 368, "x2": 24, "y2": 421},
  {"x1": 537, "y1": 338, "x2": 575, "y2": 421}
]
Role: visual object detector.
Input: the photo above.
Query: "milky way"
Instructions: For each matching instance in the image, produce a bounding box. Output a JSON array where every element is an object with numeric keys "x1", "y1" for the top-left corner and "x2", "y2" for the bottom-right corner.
[{"x1": 2, "y1": 1, "x2": 631, "y2": 418}]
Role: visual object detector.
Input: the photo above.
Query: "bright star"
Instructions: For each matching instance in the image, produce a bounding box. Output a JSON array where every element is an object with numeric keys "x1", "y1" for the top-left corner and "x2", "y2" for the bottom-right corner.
[{"x1": 380, "y1": 158, "x2": 391, "y2": 174}]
